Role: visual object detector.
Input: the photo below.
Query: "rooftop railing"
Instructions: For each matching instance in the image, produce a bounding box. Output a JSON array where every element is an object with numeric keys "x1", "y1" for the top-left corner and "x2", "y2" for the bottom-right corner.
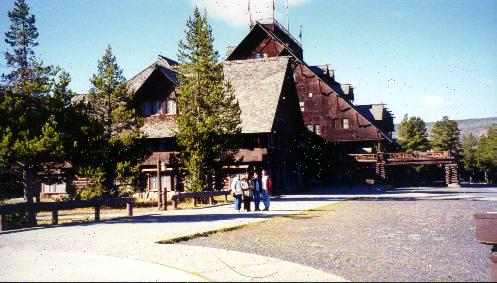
[{"x1": 256, "y1": 18, "x2": 302, "y2": 48}]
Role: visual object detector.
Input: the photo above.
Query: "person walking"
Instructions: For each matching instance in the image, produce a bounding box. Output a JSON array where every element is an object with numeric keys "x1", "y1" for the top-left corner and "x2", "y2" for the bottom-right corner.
[
  {"x1": 261, "y1": 169, "x2": 272, "y2": 211},
  {"x1": 241, "y1": 173, "x2": 252, "y2": 212},
  {"x1": 250, "y1": 171, "x2": 262, "y2": 211},
  {"x1": 230, "y1": 174, "x2": 242, "y2": 212}
]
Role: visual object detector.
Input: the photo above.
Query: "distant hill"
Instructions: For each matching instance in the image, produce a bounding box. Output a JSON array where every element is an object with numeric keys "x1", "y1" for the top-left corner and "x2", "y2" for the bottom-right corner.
[{"x1": 394, "y1": 117, "x2": 497, "y2": 139}]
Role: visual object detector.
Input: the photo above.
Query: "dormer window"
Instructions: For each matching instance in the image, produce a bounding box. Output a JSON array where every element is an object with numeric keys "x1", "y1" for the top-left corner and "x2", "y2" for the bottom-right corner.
[
  {"x1": 142, "y1": 101, "x2": 151, "y2": 116},
  {"x1": 166, "y1": 99, "x2": 177, "y2": 115},
  {"x1": 255, "y1": 52, "x2": 267, "y2": 59},
  {"x1": 141, "y1": 100, "x2": 163, "y2": 116}
]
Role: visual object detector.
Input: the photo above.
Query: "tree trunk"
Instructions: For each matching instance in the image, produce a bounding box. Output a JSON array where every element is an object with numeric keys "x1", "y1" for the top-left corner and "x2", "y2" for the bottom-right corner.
[
  {"x1": 22, "y1": 168, "x2": 37, "y2": 226},
  {"x1": 23, "y1": 169, "x2": 34, "y2": 203}
]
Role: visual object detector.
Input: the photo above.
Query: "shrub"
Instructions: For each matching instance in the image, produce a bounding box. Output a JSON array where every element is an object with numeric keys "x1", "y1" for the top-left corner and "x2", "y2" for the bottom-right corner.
[
  {"x1": 5, "y1": 211, "x2": 32, "y2": 229},
  {"x1": 79, "y1": 185, "x2": 105, "y2": 200}
]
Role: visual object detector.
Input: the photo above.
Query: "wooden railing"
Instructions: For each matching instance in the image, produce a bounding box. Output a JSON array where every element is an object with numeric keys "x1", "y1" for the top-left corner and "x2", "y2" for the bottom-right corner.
[
  {"x1": 348, "y1": 154, "x2": 377, "y2": 162},
  {"x1": 0, "y1": 197, "x2": 135, "y2": 231},
  {"x1": 386, "y1": 151, "x2": 452, "y2": 160},
  {"x1": 171, "y1": 190, "x2": 230, "y2": 209},
  {"x1": 349, "y1": 151, "x2": 454, "y2": 163}
]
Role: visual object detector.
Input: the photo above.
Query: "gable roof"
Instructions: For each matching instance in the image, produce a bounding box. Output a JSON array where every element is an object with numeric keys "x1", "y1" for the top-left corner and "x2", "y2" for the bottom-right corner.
[
  {"x1": 227, "y1": 20, "x2": 394, "y2": 143},
  {"x1": 127, "y1": 56, "x2": 178, "y2": 95},
  {"x1": 137, "y1": 56, "x2": 291, "y2": 138},
  {"x1": 223, "y1": 56, "x2": 290, "y2": 134}
]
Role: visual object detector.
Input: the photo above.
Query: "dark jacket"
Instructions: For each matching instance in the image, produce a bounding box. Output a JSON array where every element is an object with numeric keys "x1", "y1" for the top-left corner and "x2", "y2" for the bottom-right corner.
[{"x1": 249, "y1": 178, "x2": 262, "y2": 192}]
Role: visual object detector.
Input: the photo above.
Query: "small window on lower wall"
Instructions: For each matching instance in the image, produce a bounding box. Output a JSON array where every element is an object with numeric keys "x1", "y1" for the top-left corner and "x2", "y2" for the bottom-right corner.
[
  {"x1": 342, "y1": 118, "x2": 349, "y2": 129},
  {"x1": 149, "y1": 175, "x2": 158, "y2": 191},
  {"x1": 335, "y1": 118, "x2": 350, "y2": 129},
  {"x1": 315, "y1": 124, "x2": 321, "y2": 135},
  {"x1": 306, "y1": 124, "x2": 314, "y2": 132},
  {"x1": 166, "y1": 99, "x2": 177, "y2": 115},
  {"x1": 299, "y1": 101, "x2": 305, "y2": 112}
]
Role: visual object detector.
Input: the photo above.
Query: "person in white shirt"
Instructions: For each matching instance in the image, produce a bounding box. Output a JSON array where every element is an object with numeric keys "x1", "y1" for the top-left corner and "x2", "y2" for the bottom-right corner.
[{"x1": 230, "y1": 175, "x2": 242, "y2": 211}]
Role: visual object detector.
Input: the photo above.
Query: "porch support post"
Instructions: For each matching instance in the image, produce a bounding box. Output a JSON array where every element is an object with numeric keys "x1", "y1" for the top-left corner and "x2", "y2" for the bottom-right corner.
[{"x1": 157, "y1": 159, "x2": 163, "y2": 210}]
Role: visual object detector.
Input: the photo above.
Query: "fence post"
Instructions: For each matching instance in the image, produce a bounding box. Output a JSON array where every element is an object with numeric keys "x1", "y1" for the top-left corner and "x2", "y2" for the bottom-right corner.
[
  {"x1": 95, "y1": 206, "x2": 100, "y2": 222},
  {"x1": 52, "y1": 210, "x2": 58, "y2": 225},
  {"x1": 126, "y1": 202, "x2": 133, "y2": 217},
  {"x1": 0, "y1": 213, "x2": 5, "y2": 232}
]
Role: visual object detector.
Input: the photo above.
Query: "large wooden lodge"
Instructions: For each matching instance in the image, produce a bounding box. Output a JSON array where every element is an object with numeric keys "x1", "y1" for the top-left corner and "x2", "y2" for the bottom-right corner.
[{"x1": 42, "y1": 19, "x2": 411, "y2": 198}]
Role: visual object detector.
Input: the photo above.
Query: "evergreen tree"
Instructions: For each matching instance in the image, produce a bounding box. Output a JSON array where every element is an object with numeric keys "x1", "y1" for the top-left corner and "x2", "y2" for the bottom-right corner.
[
  {"x1": 476, "y1": 125, "x2": 497, "y2": 183},
  {"x1": 429, "y1": 116, "x2": 460, "y2": 153},
  {"x1": 0, "y1": 0, "x2": 65, "y2": 203},
  {"x1": 396, "y1": 114, "x2": 429, "y2": 152},
  {"x1": 176, "y1": 7, "x2": 241, "y2": 192},
  {"x1": 460, "y1": 133, "x2": 478, "y2": 180},
  {"x1": 84, "y1": 46, "x2": 146, "y2": 197}
]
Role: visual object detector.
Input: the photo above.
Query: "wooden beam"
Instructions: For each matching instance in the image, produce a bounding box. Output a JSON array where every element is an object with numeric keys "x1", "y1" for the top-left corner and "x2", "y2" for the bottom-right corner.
[
  {"x1": 127, "y1": 202, "x2": 133, "y2": 217},
  {"x1": 157, "y1": 159, "x2": 163, "y2": 210},
  {"x1": 0, "y1": 213, "x2": 5, "y2": 232},
  {"x1": 51, "y1": 210, "x2": 58, "y2": 225},
  {"x1": 94, "y1": 206, "x2": 100, "y2": 222}
]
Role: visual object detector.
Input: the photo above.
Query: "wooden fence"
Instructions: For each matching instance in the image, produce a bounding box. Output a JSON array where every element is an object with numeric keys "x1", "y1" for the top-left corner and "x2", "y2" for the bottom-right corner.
[{"x1": 0, "y1": 197, "x2": 135, "y2": 231}]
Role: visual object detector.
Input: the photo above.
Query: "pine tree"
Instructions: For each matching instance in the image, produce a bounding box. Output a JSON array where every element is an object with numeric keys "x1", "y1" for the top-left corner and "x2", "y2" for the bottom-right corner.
[
  {"x1": 429, "y1": 116, "x2": 460, "y2": 153},
  {"x1": 2, "y1": 0, "x2": 51, "y2": 95},
  {"x1": 460, "y1": 133, "x2": 478, "y2": 180},
  {"x1": 476, "y1": 125, "x2": 497, "y2": 183},
  {"x1": 176, "y1": 7, "x2": 241, "y2": 192},
  {"x1": 84, "y1": 46, "x2": 146, "y2": 197},
  {"x1": 0, "y1": 0, "x2": 64, "y2": 203},
  {"x1": 396, "y1": 114, "x2": 429, "y2": 152}
]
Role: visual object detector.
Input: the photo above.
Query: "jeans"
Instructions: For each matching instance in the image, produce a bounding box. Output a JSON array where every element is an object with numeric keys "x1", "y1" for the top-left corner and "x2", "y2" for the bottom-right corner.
[
  {"x1": 253, "y1": 190, "x2": 261, "y2": 210},
  {"x1": 243, "y1": 195, "x2": 252, "y2": 211},
  {"x1": 233, "y1": 194, "x2": 242, "y2": 211},
  {"x1": 261, "y1": 190, "x2": 270, "y2": 210}
]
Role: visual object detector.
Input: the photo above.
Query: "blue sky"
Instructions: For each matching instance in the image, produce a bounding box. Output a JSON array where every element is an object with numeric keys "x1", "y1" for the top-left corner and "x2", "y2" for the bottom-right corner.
[{"x1": 0, "y1": 0, "x2": 496, "y2": 123}]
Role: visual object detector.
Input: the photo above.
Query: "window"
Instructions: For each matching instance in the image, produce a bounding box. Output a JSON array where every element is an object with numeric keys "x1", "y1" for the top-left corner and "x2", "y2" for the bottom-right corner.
[
  {"x1": 166, "y1": 99, "x2": 177, "y2": 114},
  {"x1": 308, "y1": 91, "x2": 313, "y2": 98},
  {"x1": 335, "y1": 118, "x2": 350, "y2": 129},
  {"x1": 152, "y1": 100, "x2": 159, "y2": 114},
  {"x1": 161, "y1": 174, "x2": 171, "y2": 191},
  {"x1": 42, "y1": 183, "x2": 66, "y2": 193},
  {"x1": 255, "y1": 52, "x2": 267, "y2": 59},
  {"x1": 142, "y1": 101, "x2": 151, "y2": 116},
  {"x1": 315, "y1": 124, "x2": 321, "y2": 135},
  {"x1": 142, "y1": 100, "x2": 162, "y2": 116},
  {"x1": 149, "y1": 175, "x2": 157, "y2": 191},
  {"x1": 343, "y1": 118, "x2": 349, "y2": 129},
  {"x1": 268, "y1": 134, "x2": 275, "y2": 148},
  {"x1": 299, "y1": 101, "x2": 305, "y2": 112},
  {"x1": 307, "y1": 124, "x2": 314, "y2": 132}
]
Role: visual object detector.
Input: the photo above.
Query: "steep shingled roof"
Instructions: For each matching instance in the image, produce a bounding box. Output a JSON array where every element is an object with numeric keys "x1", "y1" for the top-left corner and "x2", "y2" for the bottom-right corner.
[
  {"x1": 138, "y1": 56, "x2": 290, "y2": 138},
  {"x1": 141, "y1": 115, "x2": 177, "y2": 139},
  {"x1": 223, "y1": 56, "x2": 289, "y2": 134},
  {"x1": 127, "y1": 56, "x2": 178, "y2": 95}
]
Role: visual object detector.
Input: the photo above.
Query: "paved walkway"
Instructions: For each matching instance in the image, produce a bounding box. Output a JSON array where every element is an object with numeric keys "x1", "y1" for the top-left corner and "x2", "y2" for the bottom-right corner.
[{"x1": 1, "y1": 185, "x2": 495, "y2": 282}]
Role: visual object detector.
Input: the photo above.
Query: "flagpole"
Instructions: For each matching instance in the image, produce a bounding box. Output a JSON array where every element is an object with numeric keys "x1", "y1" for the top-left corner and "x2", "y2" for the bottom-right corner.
[
  {"x1": 248, "y1": 0, "x2": 252, "y2": 28},
  {"x1": 272, "y1": 0, "x2": 275, "y2": 21},
  {"x1": 286, "y1": 0, "x2": 289, "y2": 31},
  {"x1": 299, "y1": 25, "x2": 303, "y2": 47}
]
